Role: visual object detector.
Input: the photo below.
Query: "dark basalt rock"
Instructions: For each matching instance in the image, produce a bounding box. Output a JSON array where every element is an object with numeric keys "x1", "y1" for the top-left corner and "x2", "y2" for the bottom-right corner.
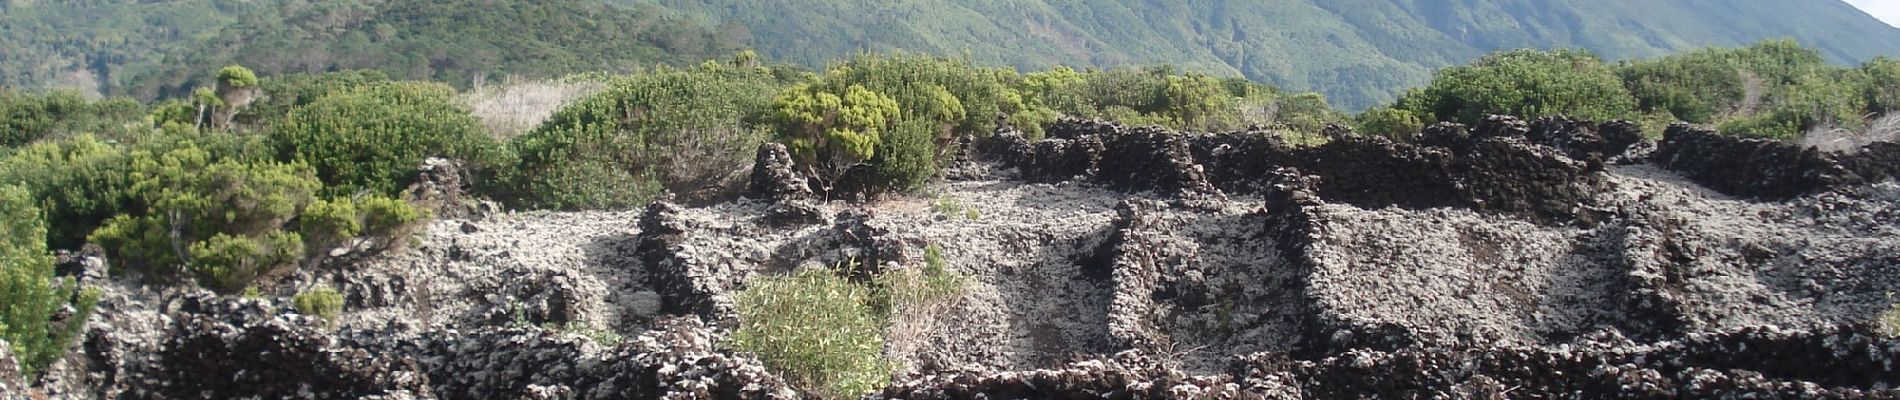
[
  {"x1": 746, "y1": 143, "x2": 811, "y2": 203},
  {"x1": 1095, "y1": 125, "x2": 1218, "y2": 198},
  {"x1": 881, "y1": 351, "x2": 1258, "y2": 399},
  {"x1": 364, "y1": 317, "x2": 796, "y2": 400},
  {"x1": 1187, "y1": 130, "x2": 1301, "y2": 195},
  {"x1": 1022, "y1": 136, "x2": 1105, "y2": 183},
  {"x1": 762, "y1": 199, "x2": 825, "y2": 227},
  {"x1": 1842, "y1": 141, "x2": 1900, "y2": 184},
  {"x1": 0, "y1": 340, "x2": 29, "y2": 398},
  {"x1": 119, "y1": 295, "x2": 430, "y2": 399},
  {"x1": 1653, "y1": 124, "x2": 1866, "y2": 200},
  {"x1": 636, "y1": 201, "x2": 721, "y2": 317},
  {"x1": 1232, "y1": 325, "x2": 1900, "y2": 399},
  {"x1": 1298, "y1": 134, "x2": 1463, "y2": 212},
  {"x1": 991, "y1": 118, "x2": 1609, "y2": 224}
]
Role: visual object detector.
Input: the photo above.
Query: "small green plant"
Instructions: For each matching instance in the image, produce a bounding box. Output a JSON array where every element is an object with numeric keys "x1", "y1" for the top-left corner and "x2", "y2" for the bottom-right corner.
[
  {"x1": 876, "y1": 244, "x2": 965, "y2": 312},
  {"x1": 731, "y1": 268, "x2": 893, "y2": 398},
  {"x1": 292, "y1": 286, "x2": 345, "y2": 319},
  {"x1": 932, "y1": 196, "x2": 980, "y2": 220}
]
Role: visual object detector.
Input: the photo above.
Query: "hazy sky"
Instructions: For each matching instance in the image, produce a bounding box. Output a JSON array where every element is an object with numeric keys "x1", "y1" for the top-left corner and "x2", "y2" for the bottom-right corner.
[{"x1": 1846, "y1": 0, "x2": 1900, "y2": 27}]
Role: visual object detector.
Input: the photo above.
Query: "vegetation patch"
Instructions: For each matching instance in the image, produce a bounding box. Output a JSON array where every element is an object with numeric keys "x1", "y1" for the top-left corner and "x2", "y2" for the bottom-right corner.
[
  {"x1": 293, "y1": 286, "x2": 345, "y2": 320},
  {"x1": 0, "y1": 185, "x2": 99, "y2": 376},
  {"x1": 731, "y1": 268, "x2": 894, "y2": 398}
]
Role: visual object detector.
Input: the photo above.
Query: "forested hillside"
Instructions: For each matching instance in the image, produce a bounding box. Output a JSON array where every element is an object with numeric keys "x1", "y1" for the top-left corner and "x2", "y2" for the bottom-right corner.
[{"x1": 0, "y1": 0, "x2": 745, "y2": 100}]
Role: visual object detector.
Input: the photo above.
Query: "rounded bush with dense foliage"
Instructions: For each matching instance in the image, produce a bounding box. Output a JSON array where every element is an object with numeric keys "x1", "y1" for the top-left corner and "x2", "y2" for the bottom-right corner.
[
  {"x1": 0, "y1": 185, "x2": 99, "y2": 375},
  {"x1": 1398, "y1": 49, "x2": 1637, "y2": 125},
  {"x1": 216, "y1": 65, "x2": 259, "y2": 88},
  {"x1": 273, "y1": 81, "x2": 509, "y2": 197},
  {"x1": 775, "y1": 84, "x2": 902, "y2": 180},
  {"x1": 86, "y1": 142, "x2": 321, "y2": 290},
  {"x1": 500, "y1": 65, "x2": 781, "y2": 209}
]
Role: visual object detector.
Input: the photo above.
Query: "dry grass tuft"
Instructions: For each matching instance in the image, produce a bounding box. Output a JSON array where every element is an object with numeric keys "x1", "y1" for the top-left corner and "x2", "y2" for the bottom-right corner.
[
  {"x1": 462, "y1": 78, "x2": 607, "y2": 139},
  {"x1": 1803, "y1": 113, "x2": 1900, "y2": 152}
]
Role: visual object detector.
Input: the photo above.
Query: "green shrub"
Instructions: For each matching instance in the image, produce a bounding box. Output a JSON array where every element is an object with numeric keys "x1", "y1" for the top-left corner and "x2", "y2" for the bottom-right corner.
[
  {"x1": 500, "y1": 65, "x2": 780, "y2": 209},
  {"x1": 731, "y1": 268, "x2": 893, "y2": 398},
  {"x1": 273, "y1": 81, "x2": 510, "y2": 197},
  {"x1": 775, "y1": 83, "x2": 902, "y2": 182},
  {"x1": 1357, "y1": 107, "x2": 1425, "y2": 141},
  {"x1": 859, "y1": 118, "x2": 939, "y2": 195},
  {"x1": 775, "y1": 55, "x2": 1021, "y2": 196},
  {"x1": 1864, "y1": 57, "x2": 1900, "y2": 116},
  {"x1": 299, "y1": 197, "x2": 361, "y2": 253},
  {"x1": 241, "y1": 70, "x2": 393, "y2": 127},
  {"x1": 189, "y1": 231, "x2": 304, "y2": 291},
  {"x1": 293, "y1": 286, "x2": 345, "y2": 319},
  {"x1": 86, "y1": 141, "x2": 321, "y2": 291},
  {"x1": 0, "y1": 89, "x2": 145, "y2": 146},
  {"x1": 358, "y1": 195, "x2": 425, "y2": 240},
  {"x1": 0, "y1": 185, "x2": 99, "y2": 376},
  {"x1": 1002, "y1": 66, "x2": 1341, "y2": 135},
  {"x1": 1399, "y1": 49, "x2": 1637, "y2": 125},
  {"x1": 0, "y1": 135, "x2": 137, "y2": 248}
]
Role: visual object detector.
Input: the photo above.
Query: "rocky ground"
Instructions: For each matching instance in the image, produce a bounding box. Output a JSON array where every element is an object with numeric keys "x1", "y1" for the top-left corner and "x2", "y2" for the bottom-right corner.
[{"x1": 5, "y1": 117, "x2": 1899, "y2": 399}]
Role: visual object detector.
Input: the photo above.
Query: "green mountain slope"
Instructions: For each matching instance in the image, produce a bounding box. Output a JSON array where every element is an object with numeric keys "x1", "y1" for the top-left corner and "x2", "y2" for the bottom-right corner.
[
  {"x1": 0, "y1": 0, "x2": 744, "y2": 100},
  {"x1": 643, "y1": 0, "x2": 1900, "y2": 110}
]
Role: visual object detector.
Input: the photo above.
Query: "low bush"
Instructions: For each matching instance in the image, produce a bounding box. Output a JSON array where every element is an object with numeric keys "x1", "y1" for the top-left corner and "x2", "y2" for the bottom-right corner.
[
  {"x1": 500, "y1": 65, "x2": 779, "y2": 209},
  {"x1": 292, "y1": 286, "x2": 344, "y2": 319},
  {"x1": 730, "y1": 268, "x2": 893, "y2": 398},
  {"x1": 874, "y1": 244, "x2": 964, "y2": 312},
  {"x1": 86, "y1": 143, "x2": 321, "y2": 291},
  {"x1": 1397, "y1": 49, "x2": 1636, "y2": 125},
  {"x1": 273, "y1": 81, "x2": 511, "y2": 197}
]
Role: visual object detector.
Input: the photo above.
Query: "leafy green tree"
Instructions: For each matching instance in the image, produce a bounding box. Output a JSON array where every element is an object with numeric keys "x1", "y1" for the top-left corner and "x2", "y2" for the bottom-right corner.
[
  {"x1": 273, "y1": 81, "x2": 509, "y2": 197},
  {"x1": 1162, "y1": 73, "x2": 1235, "y2": 131},
  {"x1": 1399, "y1": 49, "x2": 1637, "y2": 125},
  {"x1": 0, "y1": 185, "x2": 98, "y2": 376},
  {"x1": 1357, "y1": 107, "x2": 1425, "y2": 140},
  {"x1": 216, "y1": 65, "x2": 260, "y2": 88},
  {"x1": 1862, "y1": 57, "x2": 1900, "y2": 115}
]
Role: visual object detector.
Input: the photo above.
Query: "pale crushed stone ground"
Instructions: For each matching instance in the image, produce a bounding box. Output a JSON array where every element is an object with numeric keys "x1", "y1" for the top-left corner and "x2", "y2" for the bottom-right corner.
[{"x1": 66, "y1": 164, "x2": 1894, "y2": 390}]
